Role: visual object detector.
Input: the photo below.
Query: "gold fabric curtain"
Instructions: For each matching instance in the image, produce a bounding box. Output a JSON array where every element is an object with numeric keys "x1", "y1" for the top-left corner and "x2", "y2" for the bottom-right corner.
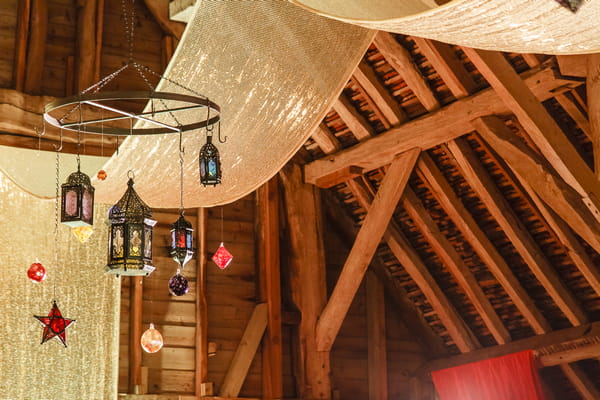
[{"x1": 0, "y1": 170, "x2": 119, "y2": 400}]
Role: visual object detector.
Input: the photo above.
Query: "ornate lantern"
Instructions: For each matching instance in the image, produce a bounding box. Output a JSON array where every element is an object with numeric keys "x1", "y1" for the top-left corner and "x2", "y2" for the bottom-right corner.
[
  {"x1": 170, "y1": 214, "x2": 194, "y2": 268},
  {"x1": 61, "y1": 168, "x2": 94, "y2": 227},
  {"x1": 106, "y1": 174, "x2": 156, "y2": 276},
  {"x1": 199, "y1": 135, "x2": 221, "y2": 186}
]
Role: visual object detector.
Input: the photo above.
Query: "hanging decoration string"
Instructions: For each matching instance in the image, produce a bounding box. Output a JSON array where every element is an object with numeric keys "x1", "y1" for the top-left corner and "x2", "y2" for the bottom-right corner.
[
  {"x1": 179, "y1": 129, "x2": 185, "y2": 214},
  {"x1": 53, "y1": 133, "x2": 63, "y2": 301}
]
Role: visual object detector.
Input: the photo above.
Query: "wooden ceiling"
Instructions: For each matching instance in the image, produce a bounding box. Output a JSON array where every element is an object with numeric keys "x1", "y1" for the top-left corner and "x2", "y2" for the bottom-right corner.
[{"x1": 300, "y1": 32, "x2": 600, "y2": 399}]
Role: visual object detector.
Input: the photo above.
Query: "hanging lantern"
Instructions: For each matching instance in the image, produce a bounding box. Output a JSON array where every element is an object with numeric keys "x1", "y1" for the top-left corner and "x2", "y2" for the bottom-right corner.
[
  {"x1": 61, "y1": 169, "x2": 94, "y2": 227},
  {"x1": 106, "y1": 174, "x2": 156, "y2": 276},
  {"x1": 170, "y1": 214, "x2": 194, "y2": 268},
  {"x1": 199, "y1": 135, "x2": 221, "y2": 186}
]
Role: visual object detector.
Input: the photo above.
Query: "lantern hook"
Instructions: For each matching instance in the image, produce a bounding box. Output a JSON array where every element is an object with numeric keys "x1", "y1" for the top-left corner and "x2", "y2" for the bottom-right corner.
[
  {"x1": 217, "y1": 121, "x2": 227, "y2": 144},
  {"x1": 52, "y1": 127, "x2": 64, "y2": 152},
  {"x1": 127, "y1": 170, "x2": 135, "y2": 179}
]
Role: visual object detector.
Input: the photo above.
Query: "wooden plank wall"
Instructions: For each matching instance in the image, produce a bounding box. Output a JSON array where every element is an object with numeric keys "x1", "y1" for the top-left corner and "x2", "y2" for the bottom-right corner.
[
  {"x1": 0, "y1": 0, "x2": 17, "y2": 88},
  {"x1": 325, "y1": 218, "x2": 428, "y2": 400},
  {"x1": 119, "y1": 194, "x2": 276, "y2": 397}
]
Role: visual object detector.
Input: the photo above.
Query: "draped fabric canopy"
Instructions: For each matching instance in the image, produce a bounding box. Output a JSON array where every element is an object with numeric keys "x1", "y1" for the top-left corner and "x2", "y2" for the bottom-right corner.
[
  {"x1": 431, "y1": 350, "x2": 547, "y2": 400},
  {"x1": 291, "y1": 0, "x2": 600, "y2": 55}
]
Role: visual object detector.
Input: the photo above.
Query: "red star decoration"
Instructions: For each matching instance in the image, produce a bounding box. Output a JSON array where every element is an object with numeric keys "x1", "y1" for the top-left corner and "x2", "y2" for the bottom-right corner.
[{"x1": 34, "y1": 301, "x2": 76, "y2": 347}]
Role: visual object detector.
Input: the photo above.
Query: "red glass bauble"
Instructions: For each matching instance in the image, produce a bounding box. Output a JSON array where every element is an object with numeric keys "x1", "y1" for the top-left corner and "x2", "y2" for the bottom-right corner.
[
  {"x1": 27, "y1": 262, "x2": 47, "y2": 283},
  {"x1": 212, "y1": 242, "x2": 233, "y2": 270},
  {"x1": 97, "y1": 170, "x2": 107, "y2": 180}
]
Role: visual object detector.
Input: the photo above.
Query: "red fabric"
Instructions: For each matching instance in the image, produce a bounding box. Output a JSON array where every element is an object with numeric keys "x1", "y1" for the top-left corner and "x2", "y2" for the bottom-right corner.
[{"x1": 432, "y1": 350, "x2": 547, "y2": 400}]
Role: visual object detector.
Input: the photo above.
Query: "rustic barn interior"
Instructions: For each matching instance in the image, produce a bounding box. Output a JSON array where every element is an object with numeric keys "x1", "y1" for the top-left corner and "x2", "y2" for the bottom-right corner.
[{"x1": 2, "y1": 0, "x2": 600, "y2": 399}]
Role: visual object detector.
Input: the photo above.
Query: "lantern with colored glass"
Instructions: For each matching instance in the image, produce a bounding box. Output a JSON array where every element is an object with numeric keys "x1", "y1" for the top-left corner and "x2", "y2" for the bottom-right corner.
[
  {"x1": 106, "y1": 174, "x2": 156, "y2": 276},
  {"x1": 170, "y1": 213, "x2": 194, "y2": 268},
  {"x1": 199, "y1": 135, "x2": 221, "y2": 186},
  {"x1": 61, "y1": 169, "x2": 94, "y2": 227}
]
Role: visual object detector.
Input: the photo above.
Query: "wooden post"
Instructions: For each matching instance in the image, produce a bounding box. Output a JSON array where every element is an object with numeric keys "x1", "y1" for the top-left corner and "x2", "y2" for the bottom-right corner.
[
  {"x1": 366, "y1": 272, "x2": 388, "y2": 400},
  {"x1": 257, "y1": 178, "x2": 283, "y2": 399},
  {"x1": 280, "y1": 162, "x2": 331, "y2": 400},
  {"x1": 129, "y1": 276, "x2": 143, "y2": 394},
  {"x1": 588, "y1": 54, "x2": 600, "y2": 178},
  {"x1": 23, "y1": 0, "x2": 47, "y2": 94},
  {"x1": 195, "y1": 208, "x2": 211, "y2": 396},
  {"x1": 76, "y1": 0, "x2": 97, "y2": 92},
  {"x1": 94, "y1": 0, "x2": 105, "y2": 82},
  {"x1": 14, "y1": 0, "x2": 31, "y2": 92}
]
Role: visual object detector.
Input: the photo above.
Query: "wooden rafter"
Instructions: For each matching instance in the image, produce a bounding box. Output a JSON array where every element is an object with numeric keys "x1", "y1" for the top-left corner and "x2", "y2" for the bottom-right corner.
[
  {"x1": 555, "y1": 91, "x2": 590, "y2": 138},
  {"x1": 588, "y1": 54, "x2": 600, "y2": 176},
  {"x1": 560, "y1": 363, "x2": 600, "y2": 400},
  {"x1": 417, "y1": 321, "x2": 600, "y2": 375},
  {"x1": 304, "y1": 65, "x2": 578, "y2": 186},
  {"x1": 143, "y1": 0, "x2": 186, "y2": 39},
  {"x1": 76, "y1": 0, "x2": 97, "y2": 92},
  {"x1": 24, "y1": 0, "x2": 47, "y2": 94},
  {"x1": 315, "y1": 148, "x2": 420, "y2": 352},
  {"x1": 347, "y1": 177, "x2": 479, "y2": 353},
  {"x1": 373, "y1": 32, "x2": 440, "y2": 112},
  {"x1": 311, "y1": 123, "x2": 341, "y2": 155},
  {"x1": 412, "y1": 38, "x2": 477, "y2": 99},
  {"x1": 353, "y1": 60, "x2": 407, "y2": 126},
  {"x1": 402, "y1": 187, "x2": 510, "y2": 345},
  {"x1": 13, "y1": 0, "x2": 31, "y2": 92},
  {"x1": 417, "y1": 152, "x2": 550, "y2": 334},
  {"x1": 446, "y1": 138, "x2": 587, "y2": 326},
  {"x1": 473, "y1": 115, "x2": 600, "y2": 254},
  {"x1": 463, "y1": 47, "x2": 600, "y2": 222},
  {"x1": 333, "y1": 96, "x2": 373, "y2": 141}
]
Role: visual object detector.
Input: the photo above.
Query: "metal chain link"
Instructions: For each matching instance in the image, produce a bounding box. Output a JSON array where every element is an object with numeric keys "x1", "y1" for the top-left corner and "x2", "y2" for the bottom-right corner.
[{"x1": 53, "y1": 147, "x2": 60, "y2": 301}]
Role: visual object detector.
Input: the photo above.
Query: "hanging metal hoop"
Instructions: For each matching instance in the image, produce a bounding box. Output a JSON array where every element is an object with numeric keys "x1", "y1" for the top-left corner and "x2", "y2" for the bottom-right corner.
[{"x1": 44, "y1": 91, "x2": 221, "y2": 136}]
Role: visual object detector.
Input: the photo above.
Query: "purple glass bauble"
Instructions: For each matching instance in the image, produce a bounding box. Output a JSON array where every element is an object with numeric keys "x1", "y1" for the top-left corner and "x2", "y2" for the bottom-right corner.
[{"x1": 168, "y1": 271, "x2": 189, "y2": 296}]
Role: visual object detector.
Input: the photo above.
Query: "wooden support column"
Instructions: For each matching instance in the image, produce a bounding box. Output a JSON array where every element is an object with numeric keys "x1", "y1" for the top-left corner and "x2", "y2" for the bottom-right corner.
[
  {"x1": 94, "y1": 0, "x2": 105, "y2": 82},
  {"x1": 195, "y1": 208, "x2": 212, "y2": 396},
  {"x1": 129, "y1": 276, "x2": 144, "y2": 394},
  {"x1": 366, "y1": 272, "x2": 388, "y2": 400},
  {"x1": 280, "y1": 162, "x2": 331, "y2": 400},
  {"x1": 76, "y1": 0, "x2": 98, "y2": 92},
  {"x1": 13, "y1": 0, "x2": 31, "y2": 92},
  {"x1": 588, "y1": 53, "x2": 600, "y2": 177},
  {"x1": 24, "y1": 0, "x2": 47, "y2": 94},
  {"x1": 316, "y1": 148, "x2": 420, "y2": 352},
  {"x1": 257, "y1": 178, "x2": 283, "y2": 400}
]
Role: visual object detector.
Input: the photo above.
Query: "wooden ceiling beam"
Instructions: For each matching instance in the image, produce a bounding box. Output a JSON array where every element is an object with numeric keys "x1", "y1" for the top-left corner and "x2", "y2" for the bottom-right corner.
[
  {"x1": 24, "y1": 0, "x2": 47, "y2": 94},
  {"x1": 588, "y1": 54, "x2": 600, "y2": 176},
  {"x1": 332, "y1": 96, "x2": 374, "y2": 141},
  {"x1": 311, "y1": 123, "x2": 342, "y2": 155},
  {"x1": 144, "y1": 0, "x2": 186, "y2": 40},
  {"x1": 13, "y1": 0, "x2": 31, "y2": 92},
  {"x1": 560, "y1": 363, "x2": 600, "y2": 400},
  {"x1": 412, "y1": 38, "x2": 477, "y2": 99},
  {"x1": 417, "y1": 152, "x2": 550, "y2": 334},
  {"x1": 473, "y1": 115, "x2": 600, "y2": 255},
  {"x1": 417, "y1": 321, "x2": 600, "y2": 375},
  {"x1": 315, "y1": 148, "x2": 420, "y2": 352},
  {"x1": 402, "y1": 187, "x2": 511, "y2": 345},
  {"x1": 463, "y1": 47, "x2": 600, "y2": 223},
  {"x1": 353, "y1": 60, "x2": 407, "y2": 126},
  {"x1": 374, "y1": 32, "x2": 440, "y2": 112},
  {"x1": 348, "y1": 178, "x2": 480, "y2": 353},
  {"x1": 446, "y1": 138, "x2": 587, "y2": 326},
  {"x1": 555, "y1": 92, "x2": 591, "y2": 139},
  {"x1": 304, "y1": 64, "x2": 577, "y2": 186},
  {"x1": 76, "y1": 0, "x2": 97, "y2": 92}
]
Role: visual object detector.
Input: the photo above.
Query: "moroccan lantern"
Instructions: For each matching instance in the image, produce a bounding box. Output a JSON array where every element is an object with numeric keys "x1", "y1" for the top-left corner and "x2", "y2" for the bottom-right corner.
[
  {"x1": 61, "y1": 168, "x2": 94, "y2": 227},
  {"x1": 106, "y1": 174, "x2": 156, "y2": 276},
  {"x1": 199, "y1": 135, "x2": 221, "y2": 186},
  {"x1": 170, "y1": 213, "x2": 194, "y2": 268}
]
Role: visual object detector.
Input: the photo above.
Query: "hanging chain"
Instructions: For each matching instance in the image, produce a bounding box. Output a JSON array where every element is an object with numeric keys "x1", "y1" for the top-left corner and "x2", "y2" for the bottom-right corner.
[
  {"x1": 220, "y1": 206, "x2": 224, "y2": 243},
  {"x1": 53, "y1": 146, "x2": 60, "y2": 301},
  {"x1": 179, "y1": 130, "x2": 185, "y2": 215}
]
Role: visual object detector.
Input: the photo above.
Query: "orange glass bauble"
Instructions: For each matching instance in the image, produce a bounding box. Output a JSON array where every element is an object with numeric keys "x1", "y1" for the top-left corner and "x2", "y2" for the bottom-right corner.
[
  {"x1": 97, "y1": 170, "x2": 107, "y2": 180},
  {"x1": 140, "y1": 323, "x2": 163, "y2": 353}
]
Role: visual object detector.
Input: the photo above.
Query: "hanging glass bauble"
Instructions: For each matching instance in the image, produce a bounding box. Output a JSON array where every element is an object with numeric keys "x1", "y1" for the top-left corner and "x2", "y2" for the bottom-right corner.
[
  {"x1": 27, "y1": 261, "x2": 47, "y2": 283},
  {"x1": 212, "y1": 242, "x2": 233, "y2": 270},
  {"x1": 97, "y1": 170, "x2": 107, "y2": 180},
  {"x1": 140, "y1": 323, "x2": 163, "y2": 353},
  {"x1": 72, "y1": 226, "x2": 94, "y2": 243},
  {"x1": 168, "y1": 269, "x2": 189, "y2": 296}
]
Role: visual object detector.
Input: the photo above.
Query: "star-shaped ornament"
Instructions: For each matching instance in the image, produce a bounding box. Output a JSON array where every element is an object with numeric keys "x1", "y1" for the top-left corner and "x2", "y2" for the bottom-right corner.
[{"x1": 34, "y1": 301, "x2": 75, "y2": 347}]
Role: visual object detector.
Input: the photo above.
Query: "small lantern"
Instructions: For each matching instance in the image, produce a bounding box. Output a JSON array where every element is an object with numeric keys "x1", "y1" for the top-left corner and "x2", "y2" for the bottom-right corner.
[
  {"x1": 170, "y1": 214, "x2": 194, "y2": 268},
  {"x1": 61, "y1": 169, "x2": 94, "y2": 227},
  {"x1": 106, "y1": 176, "x2": 156, "y2": 276},
  {"x1": 199, "y1": 135, "x2": 221, "y2": 186}
]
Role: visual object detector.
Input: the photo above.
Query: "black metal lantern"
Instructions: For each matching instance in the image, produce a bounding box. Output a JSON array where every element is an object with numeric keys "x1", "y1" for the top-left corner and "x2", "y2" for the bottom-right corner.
[
  {"x1": 199, "y1": 135, "x2": 221, "y2": 186},
  {"x1": 170, "y1": 214, "x2": 194, "y2": 268},
  {"x1": 61, "y1": 168, "x2": 94, "y2": 227},
  {"x1": 106, "y1": 175, "x2": 156, "y2": 276}
]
